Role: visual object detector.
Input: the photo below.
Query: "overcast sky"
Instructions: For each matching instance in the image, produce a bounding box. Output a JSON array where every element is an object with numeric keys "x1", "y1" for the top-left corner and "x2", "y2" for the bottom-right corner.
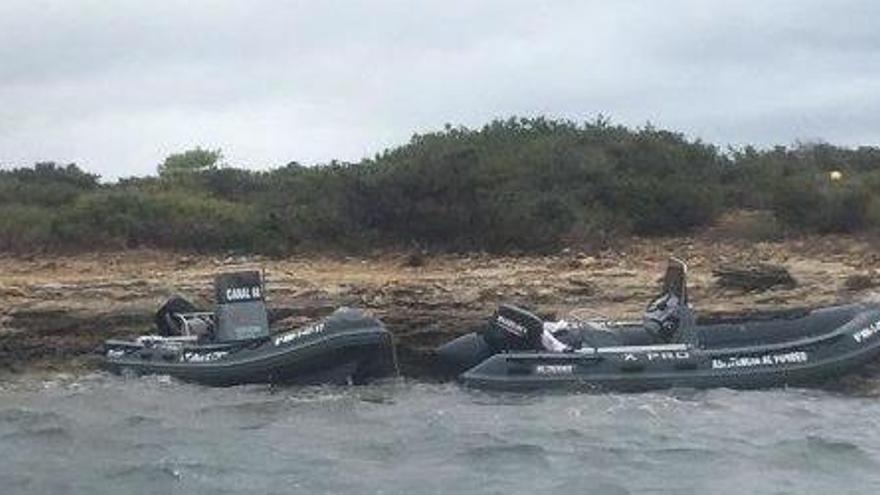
[{"x1": 1, "y1": 0, "x2": 878, "y2": 178}]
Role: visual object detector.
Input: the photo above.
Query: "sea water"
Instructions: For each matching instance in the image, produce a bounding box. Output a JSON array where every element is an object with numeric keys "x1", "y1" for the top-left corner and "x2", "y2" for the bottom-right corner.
[{"x1": 2, "y1": 373, "x2": 880, "y2": 494}]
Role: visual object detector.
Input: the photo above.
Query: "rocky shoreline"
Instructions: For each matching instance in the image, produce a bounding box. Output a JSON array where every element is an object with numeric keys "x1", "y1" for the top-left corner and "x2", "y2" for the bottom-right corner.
[{"x1": 2, "y1": 234, "x2": 879, "y2": 378}]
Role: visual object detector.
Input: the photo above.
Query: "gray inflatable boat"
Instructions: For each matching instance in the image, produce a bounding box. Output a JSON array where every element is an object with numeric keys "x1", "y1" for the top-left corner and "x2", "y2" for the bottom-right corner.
[
  {"x1": 437, "y1": 259, "x2": 880, "y2": 392},
  {"x1": 103, "y1": 271, "x2": 398, "y2": 386}
]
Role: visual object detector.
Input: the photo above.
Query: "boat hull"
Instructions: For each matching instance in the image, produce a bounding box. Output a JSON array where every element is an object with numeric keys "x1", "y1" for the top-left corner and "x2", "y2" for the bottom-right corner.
[
  {"x1": 103, "y1": 325, "x2": 398, "y2": 387},
  {"x1": 450, "y1": 304, "x2": 880, "y2": 392}
]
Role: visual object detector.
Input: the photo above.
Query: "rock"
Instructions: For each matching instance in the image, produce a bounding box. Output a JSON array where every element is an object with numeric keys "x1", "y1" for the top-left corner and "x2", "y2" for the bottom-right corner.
[
  {"x1": 713, "y1": 263, "x2": 797, "y2": 292},
  {"x1": 0, "y1": 286, "x2": 27, "y2": 298},
  {"x1": 564, "y1": 275, "x2": 596, "y2": 295},
  {"x1": 403, "y1": 250, "x2": 427, "y2": 268},
  {"x1": 844, "y1": 274, "x2": 877, "y2": 291}
]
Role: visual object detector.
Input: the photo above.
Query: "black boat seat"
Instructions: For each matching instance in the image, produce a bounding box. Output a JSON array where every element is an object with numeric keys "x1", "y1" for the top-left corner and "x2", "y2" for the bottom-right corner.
[{"x1": 643, "y1": 258, "x2": 697, "y2": 344}]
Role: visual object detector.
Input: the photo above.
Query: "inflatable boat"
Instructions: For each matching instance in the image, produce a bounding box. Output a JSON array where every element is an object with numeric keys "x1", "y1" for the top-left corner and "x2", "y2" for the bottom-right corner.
[
  {"x1": 437, "y1": 259, "x2": 880, "y2": 391},
  {"x1": 103, "y1": 271, "x2": 398, "y2": 386}
]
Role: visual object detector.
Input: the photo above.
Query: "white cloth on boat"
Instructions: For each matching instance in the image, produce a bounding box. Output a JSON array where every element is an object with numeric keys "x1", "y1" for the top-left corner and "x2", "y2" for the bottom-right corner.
[{"x1": 540, "y1": 320, "x2": 572, "y2": 352}]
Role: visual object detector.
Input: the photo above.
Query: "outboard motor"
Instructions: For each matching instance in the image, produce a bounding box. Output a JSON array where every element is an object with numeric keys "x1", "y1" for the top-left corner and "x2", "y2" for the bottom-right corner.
[
  {"x1": 481, "y1": 304, "x2": 545, "y2": 352},
  {"x1": 435, "y1": 304, "x2": 545, "y2": 375},
  {"x1": 155, "y1": 296, "x2": 198, "y2": 337},
  {"x1": 644, "y1": 258, "x2": 697, "y2": 344}
]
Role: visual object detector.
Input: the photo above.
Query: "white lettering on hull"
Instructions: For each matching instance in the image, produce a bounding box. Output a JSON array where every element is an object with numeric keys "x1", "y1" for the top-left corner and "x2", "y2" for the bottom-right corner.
[
  {"x1": 535, "y1": 365, "x2": 574, "y2": 375},
  {"x1": 620, "y1": 351, "x2": 690, "y2": 362},
  {"x1": 183, "y1": 351, "x2": 228, "y2": 362},
  {"x1": 854, "y1": 320, "x2": 880, "y2": 344},
  {"x1": 274, "y1": 322, "x2": 326, "y2": 346},
  {"x1": 106, "y1": 349, "x2": 126, "y2": 359},
  {"x1": 712, "y1": 351, "x2": 808, "y2": 370}
]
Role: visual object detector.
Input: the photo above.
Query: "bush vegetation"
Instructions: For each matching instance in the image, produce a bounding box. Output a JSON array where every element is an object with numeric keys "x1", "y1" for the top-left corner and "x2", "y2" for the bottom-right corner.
[{"x1": 2, "y1": 118, "x2": 879, "y2": 254}]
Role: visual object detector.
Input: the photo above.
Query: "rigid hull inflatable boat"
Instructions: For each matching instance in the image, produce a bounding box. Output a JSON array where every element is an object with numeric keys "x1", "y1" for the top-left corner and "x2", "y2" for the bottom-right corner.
[
  {"x1": 103, "y1": 271, "x2": 397, "y2": 386},
  {"x1": 437, "y1": 259, "x2": 880, "y2": 392}
]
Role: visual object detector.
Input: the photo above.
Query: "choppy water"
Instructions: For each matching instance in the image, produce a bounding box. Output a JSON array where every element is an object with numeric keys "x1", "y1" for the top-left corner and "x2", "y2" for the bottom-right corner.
[{"x1": 2, "y1": 374, "x2": 880, "y2": 495}]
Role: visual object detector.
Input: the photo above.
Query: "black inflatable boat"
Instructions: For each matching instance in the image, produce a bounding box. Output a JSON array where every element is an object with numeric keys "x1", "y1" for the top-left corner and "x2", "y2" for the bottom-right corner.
[
  {"x1": 437, "y1": 259, "x2": 880, "y2": 392},
  {"x1": 103, "y1": 271, "x2": 398, "y2": 386}
]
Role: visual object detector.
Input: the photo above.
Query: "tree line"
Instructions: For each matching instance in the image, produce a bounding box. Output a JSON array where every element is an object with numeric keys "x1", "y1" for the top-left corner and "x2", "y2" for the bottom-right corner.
[{"x1": 2, "y1": 117, "x2": 879, "y2": 254}]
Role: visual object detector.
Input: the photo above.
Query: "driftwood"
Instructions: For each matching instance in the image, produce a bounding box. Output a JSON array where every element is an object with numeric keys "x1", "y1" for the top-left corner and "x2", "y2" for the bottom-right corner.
[{"x1": 713, "y1": 263, "x2": 797, "y2": 292}]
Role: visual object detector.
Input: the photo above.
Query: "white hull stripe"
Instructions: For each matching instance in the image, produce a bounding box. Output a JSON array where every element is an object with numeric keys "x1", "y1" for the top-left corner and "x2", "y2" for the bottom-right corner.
[{"x1": 575, "y1": 343, "x2": 691, "y2": 354}]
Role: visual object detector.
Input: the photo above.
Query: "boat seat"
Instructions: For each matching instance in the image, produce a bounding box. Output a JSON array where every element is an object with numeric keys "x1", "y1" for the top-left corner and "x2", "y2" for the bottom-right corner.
[{"x1": 643, "y1": 258, "x2": 697, "y2": 344}]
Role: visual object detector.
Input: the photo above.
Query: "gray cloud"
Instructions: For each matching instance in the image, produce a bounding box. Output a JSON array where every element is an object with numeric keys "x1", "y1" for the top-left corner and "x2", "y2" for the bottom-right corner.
[{"x1": 1, "y1": 0, "x2": 878, "y2": 178}]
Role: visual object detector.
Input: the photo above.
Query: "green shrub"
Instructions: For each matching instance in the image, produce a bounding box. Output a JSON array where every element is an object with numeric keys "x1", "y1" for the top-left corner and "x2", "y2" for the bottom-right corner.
[
  {"x1": 2, "y1": 120, "x2": 879, "y2": 254},
  {"x1": 0, "y1": 162, "x2": 98, "y2": 207},
  {"x1": 772, "y1": 177, "x2": 870, "y2": 233},
  {"x1": 53, "y1": 190, "x2": 261, "y2": 251},
  {"x1": 0, "y1": 204, "x2": 55, "y2": 252},
  {"x1": 710, "y1": 210, "x2": 784, "y2": 242}
]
